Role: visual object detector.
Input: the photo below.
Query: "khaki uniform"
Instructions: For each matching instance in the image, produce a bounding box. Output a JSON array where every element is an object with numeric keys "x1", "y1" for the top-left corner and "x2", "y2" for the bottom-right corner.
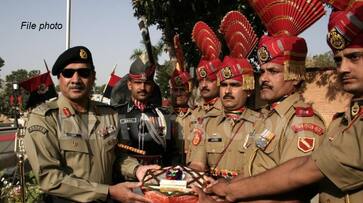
[
  {"x1": 174, "y1": 108, "x2": 193, "y2": 163},
  {"x1": 187, "y1": 99, "x2": 223, "y2": 163},
  {"x1": 244, "y1": 93, "x2": 326, "y2": 176},
  {"x1": 24, "y1": 95, "x2": 138, "y2": 202},
  {"x1": 189, "y1": 108, "x2": 259, "y2": 179},
  {"x1": 312, "y1": 100, "x2": 363, "y2": 203}
]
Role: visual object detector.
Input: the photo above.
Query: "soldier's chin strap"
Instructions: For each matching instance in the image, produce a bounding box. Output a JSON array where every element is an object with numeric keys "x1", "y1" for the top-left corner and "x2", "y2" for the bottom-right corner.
[{"x1": 140, "y1": 109, "x2": 167, "y2": 150}]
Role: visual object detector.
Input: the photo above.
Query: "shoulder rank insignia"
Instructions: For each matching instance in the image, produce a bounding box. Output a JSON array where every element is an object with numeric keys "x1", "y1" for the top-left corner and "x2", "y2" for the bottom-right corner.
[
  {"x1": 351, "y1": 102, "x2": 360, "y2": 117},
  {"x1": 295, "y1": 107, "x2": 314, "y2": 117},
  {"x1": 291, "y1": 123, "x2": 324, "y2": 136},
  {"x1": 197, "y1": 117, "x2": 204, "y2": 124},
  {"x1": 28, "y1": 125, "x2": 48, "y2": 134},
  {"x1": 63, "y1": 107, "x2": 72, "y2": 117},
  {"x1": 297, "y1": 137, "x2": 315, "y2": 153},
  {"x1": 192, "y1": 128, "x2": 203, "y2": 146},
  {"x1": 256, "y1": 129, "x2": 275, "y2": 150}
]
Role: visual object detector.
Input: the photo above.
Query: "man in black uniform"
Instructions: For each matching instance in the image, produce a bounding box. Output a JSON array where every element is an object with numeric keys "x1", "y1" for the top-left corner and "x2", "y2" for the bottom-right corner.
[{"x1": 112, "y1": 57, "x2": 175, "y2": 168}]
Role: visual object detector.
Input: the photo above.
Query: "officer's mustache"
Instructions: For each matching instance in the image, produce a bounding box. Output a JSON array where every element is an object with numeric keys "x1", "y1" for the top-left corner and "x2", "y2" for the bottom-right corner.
[
  {"x1": 137, "y1": 90, "x2": 147, "y2": 94},
  {"x1": 260, "y1": 82, "x2": 273, "y2": 90},
  {"x1": 223, "y1": 94, "x2": 234, "y2": 100},
  {"x1": 69, "y1": 84, "x2": 85, "y2": 90},
  {"x1": 201, "y1": 87, "x2": 210, "y2": 92}
]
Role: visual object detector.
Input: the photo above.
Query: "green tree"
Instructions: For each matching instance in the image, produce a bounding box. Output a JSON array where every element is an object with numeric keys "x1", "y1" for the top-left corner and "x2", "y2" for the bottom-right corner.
[
  {"x1": 0, "y1": 57, "x2": 5, "y2": 89},
  {"x1": 0, "y1": 69, "x2": 40, "y2": 115},
  {"x1": 306, "y1": 51, "x2": 336, "y2": 68},
  {"x1": 131, "y1": 0, "x2": 265, "y2": 71},
  {"x1": 94, "y1": 84, "x2": 106, "y2": 95},
  {"x1": 304, "y1": 51, "x2": 343, "y2": 101},
  {"x1": 0, "y1": 57, "x2": 4, "y2": 69},
  {"x1": 154, "y1": 60, "x2": 174, "y2": 98},
  {"x1": 131, "y1": 40, "x2": 165, "y2": 65}
]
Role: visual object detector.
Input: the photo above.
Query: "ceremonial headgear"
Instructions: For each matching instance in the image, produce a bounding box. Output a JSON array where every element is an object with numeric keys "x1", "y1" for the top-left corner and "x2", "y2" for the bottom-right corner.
[
  {"x1": 217, "y1": 11, "x2": 257, "y2": 90},
  {"x1": 320, "y1": 0, "x2": 359, "y2": 10},
  {"x1": 249, "y1": 0, "x2": 325, "y2": 80},
  {"x1": 192, "y1": 21, "x2": 222, "y2": 81},
  {"x1": 170, "y1": 34, "x2": 192, "y2": 90},
  {"x1": 128, "y1": 57, "x2": 155, "y2": 81},
  {"x1": 52, "y1": 46, "x2": 94, "y2": 76},
  {"x1": 325, "y1": 1, "x2": 363, "y2": 53}
]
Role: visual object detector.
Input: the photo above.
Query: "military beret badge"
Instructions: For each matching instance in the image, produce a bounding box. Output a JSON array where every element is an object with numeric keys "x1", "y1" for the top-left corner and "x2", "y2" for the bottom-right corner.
[
  {"x1": 257, "y1": 46, "x2": 270, "y2": 63},
  {"x1": 221, "y1": 67, "x2": 232, "y2": 79},
  {"x1": 79, "y1": 48, "x2": 88, "y2": 59},
  {"x1": 328, "y1": 28, "x2": 347, "y2": 50},
  {"x1": 199, "y1": 68, "x2": 207, "y2": 78}
]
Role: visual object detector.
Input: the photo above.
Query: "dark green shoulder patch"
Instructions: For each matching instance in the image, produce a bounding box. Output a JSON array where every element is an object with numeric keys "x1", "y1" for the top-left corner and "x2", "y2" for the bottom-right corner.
[{"x1": 28, "y1": 125, "x2": 48, "y2": 134}]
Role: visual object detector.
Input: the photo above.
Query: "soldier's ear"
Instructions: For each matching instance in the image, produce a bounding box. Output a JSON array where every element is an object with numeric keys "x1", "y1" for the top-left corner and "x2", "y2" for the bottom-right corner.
[{"x1": 127, "y1": 80, "x2": 132, "y2": 90}]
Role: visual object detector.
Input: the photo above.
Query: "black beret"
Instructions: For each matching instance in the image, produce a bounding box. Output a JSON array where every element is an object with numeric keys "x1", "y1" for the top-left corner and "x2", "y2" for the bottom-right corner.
[{"x1": 52, "y1": 46, "x2": 94, "y2": 76}]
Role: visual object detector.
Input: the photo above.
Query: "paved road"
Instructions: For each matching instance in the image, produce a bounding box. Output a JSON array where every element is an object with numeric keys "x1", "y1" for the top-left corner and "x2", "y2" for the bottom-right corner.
[{"x1": 0, "y1": 128, "x2": 17, "y2": 171}]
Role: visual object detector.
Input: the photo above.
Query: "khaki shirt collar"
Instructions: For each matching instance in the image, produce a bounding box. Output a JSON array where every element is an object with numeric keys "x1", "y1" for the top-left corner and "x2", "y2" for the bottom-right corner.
[
  {"x1": 272, "y1": 92, "x2": 301, "y2": 117},
  {"x1": 217, "y1": 108, "x2": 256, "y2": 125},
  {"x1": 57, "y1": 94, "x2": 98, "y2": 117},
  {"x1": 57, "y1": 94, "x2": 77, "y2": 117},
  {"x1": 178, "y1": 108, "x2": 193, "y2": 119},
  {"x1": 196, "y1": 98, "x2": 223, "y2": 113},
  {"x1": 57, "y1": 94, "x2": 99, "y2": 134}
]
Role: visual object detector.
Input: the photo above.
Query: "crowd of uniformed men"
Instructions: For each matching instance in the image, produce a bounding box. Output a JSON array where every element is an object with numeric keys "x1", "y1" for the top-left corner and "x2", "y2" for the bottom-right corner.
[{"x1": 23, "y1": 0, "x2": 363, "y2": 202}]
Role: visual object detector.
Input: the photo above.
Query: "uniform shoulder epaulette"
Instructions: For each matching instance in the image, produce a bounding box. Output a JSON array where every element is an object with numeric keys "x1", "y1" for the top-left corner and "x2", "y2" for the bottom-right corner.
[
  {"x1": 245, "y1": 108, "x2": 261, "y2": 123},
  {"x1": 332, "y1": 112, "x2": 345, "y2": 120},
  {"x1": 94, "y1": 101, "x2": 114, "y2": 109},
  {"x1": 157, "y1": 106, "x2": 172, "y2": 114},
  {"x1": 294, "y1": 106, "x2": 314, "y2": 117},
  {"x1": 111, "y1": 102, "x2": 128, "y2": 111},
  {"x1": 31, "y1": 100, "x2": 58, "y2": 116},
  {"x1": 293, "y1": 101, "x2": 315, "y2": 117}
]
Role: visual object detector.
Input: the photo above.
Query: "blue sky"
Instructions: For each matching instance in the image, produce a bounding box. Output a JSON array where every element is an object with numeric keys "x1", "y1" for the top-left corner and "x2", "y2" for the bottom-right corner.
[{"x1": 0, "y1": 0, "x2": 331, "y2": 86}]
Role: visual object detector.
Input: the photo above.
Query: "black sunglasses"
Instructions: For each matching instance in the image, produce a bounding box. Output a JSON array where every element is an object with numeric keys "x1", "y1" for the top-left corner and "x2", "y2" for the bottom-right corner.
[{"x1": 61, "y1": 68, "x2": 93, "y2": 78}]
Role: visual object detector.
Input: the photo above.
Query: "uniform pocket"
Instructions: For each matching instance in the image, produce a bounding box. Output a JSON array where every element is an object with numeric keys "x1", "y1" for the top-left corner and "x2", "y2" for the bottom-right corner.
[
  {"x1": 103, "y1": 133, "x2": 117, "y2": 152},
  {"x1": 59, "y1": 137, "x2": 90, "y2": 177},
  {"x1": 206, "y1": 141, "x2": 224, "y2": 153},
  {"x1": 59, "y1": 137, "x2": 89, "y2": 153}
]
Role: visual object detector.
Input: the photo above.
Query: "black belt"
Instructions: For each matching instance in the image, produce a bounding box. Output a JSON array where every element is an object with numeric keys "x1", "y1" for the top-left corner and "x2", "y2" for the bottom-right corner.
[{"x1": 132, "y1": 154, "x2": 163, "y2": 165}]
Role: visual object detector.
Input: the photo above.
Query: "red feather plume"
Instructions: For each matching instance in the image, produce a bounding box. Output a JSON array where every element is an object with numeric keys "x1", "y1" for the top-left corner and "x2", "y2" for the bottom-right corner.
[
  {"x1": 192, "y1": 21, "x2": 221, "y2": 60},
  {"x1": 219, "y1": 11, "x2": 258, "y2": 58},
  {"x1": 173, "y1": 34, "x2": 185, "y2": 71},
  {"x1": 249, "y1": 0, "x2": 325, "y2": 36}
]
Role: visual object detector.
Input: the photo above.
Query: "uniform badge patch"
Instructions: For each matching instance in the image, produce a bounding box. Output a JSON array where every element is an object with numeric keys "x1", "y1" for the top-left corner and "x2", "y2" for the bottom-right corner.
[
  {"x1": 192, "y1": 128, "x2": 203, "y2": 146},
  {"x1": 297, "y1": 137, "x2": 315, "y2": 153},
  {"x1": 28, "y1": 125, "x2": 48, "y2": 134},
  {"x1": 291, "y1": 123, "x2": 324, "y2": 136},
  {"x1": 256, "y1": 129, "x2": 275, "y2": 150},
  {"x1": 63, "y1": 107, "x2": 72, "y2": 117}
]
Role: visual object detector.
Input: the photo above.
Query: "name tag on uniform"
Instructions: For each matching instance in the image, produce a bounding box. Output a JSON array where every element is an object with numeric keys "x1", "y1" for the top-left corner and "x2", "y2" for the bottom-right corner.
[
  {"x1": 208, "y1": 134, "x2": 222, "y2": 142},
  {"x1": 120, "y1": 118, "x2": 137, "y2": 124},
  {"x1": 65, "y1": 133, "x2": 82, "y2": 137}
]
